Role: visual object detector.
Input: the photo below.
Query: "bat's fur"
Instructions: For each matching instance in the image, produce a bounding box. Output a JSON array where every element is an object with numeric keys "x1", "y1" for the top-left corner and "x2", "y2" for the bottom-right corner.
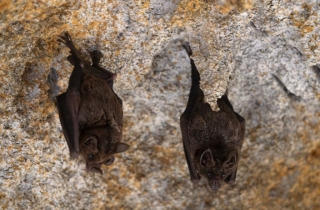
[
  {"x1": 56, "y1": 32, "x2": 129, "y2": 174},
  {"x1": 180, "y1": 43, "x2": 245, "y2": 190}
]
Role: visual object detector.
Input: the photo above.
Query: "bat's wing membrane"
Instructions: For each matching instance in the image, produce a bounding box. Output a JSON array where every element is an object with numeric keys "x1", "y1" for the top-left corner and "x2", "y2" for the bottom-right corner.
[
  {"x1": 219, "y1": 94, "x2": 245, "y2": 185},
  {"x1": 180, "y1": 58, "x2": 203, "y2": 182},
  {"x1": 57, "y1": 92, "x2": 80, "y2": 158},
  {"x1": 180, "y1": 115, "x2": 200, "y2": 182},
  {"x1": 57, "y1": 32, "x2": 87, "y2": 158}
]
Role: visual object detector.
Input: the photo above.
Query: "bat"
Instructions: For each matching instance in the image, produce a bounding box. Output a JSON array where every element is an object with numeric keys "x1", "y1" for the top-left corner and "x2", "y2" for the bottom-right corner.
[
  {"x1": 56, "y1": 32, "x2": 129, "y2": 174},
  {"x1": 180, "y1": 43, "x2": 245, "y2": 190}
]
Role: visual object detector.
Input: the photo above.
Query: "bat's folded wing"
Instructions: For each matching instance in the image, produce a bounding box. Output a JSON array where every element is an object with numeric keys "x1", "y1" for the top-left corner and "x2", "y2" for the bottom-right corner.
[
  {"x1": 180, "y1": 114, "x2": 201, "y2": 182},
  {"x1": 57, "y1": 92, "x2": 80, "y2": 158}
]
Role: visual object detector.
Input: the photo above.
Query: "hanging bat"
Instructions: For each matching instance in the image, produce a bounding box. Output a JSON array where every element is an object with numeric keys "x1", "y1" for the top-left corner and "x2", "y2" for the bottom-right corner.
[
  {"x1": 56, "y1": 32, "x2": 129, "y2": 174},
  {"x1": 180, "y1": 43, "x2": 245, "y2": 190}
]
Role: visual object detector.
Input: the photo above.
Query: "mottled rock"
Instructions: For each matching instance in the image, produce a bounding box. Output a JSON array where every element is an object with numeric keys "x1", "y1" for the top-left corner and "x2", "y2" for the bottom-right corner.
[{"x1": 0, "y1": 0, "x2": 320, "y2": 209}]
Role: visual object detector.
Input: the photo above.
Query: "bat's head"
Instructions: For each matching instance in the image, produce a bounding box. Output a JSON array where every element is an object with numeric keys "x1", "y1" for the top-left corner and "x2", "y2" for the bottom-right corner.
[
  {"x1": 79, "y1": 127, "x2": 129, "y2": 174},
  {"x1": 198, "y1": 146, "x2": 239, "y2": 191}
]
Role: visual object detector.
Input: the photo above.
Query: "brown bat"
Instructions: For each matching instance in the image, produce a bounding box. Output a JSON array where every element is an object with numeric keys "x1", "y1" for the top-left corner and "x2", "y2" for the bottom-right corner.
[
  {"x1": 56, "y1": 32, "x2": 129, "y2": 174},
  {"x1": 180, "y1": 43, "x2": 245, "y2": 190}
]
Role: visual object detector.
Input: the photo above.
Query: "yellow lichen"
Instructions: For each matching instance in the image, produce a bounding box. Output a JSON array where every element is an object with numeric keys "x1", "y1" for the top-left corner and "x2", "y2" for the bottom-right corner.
[{"x1": 218, "y1": 0, "x2": 254, "y2": 14}]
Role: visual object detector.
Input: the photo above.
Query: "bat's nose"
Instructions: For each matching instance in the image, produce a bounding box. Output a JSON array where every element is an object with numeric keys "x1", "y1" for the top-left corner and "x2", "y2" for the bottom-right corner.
[{"x1": 209, "y1": 180, "x2": 222, "y2": 191}]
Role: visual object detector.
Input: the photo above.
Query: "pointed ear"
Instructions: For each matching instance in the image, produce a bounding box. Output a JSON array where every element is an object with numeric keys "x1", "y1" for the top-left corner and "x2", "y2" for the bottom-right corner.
[
  {"x1": 115, "y1": 142, "x2": 129, "y2": 153},
  {"x1": 200, "y1": 149, "x2": 215, "y2": 167},
  {"x1": 82, "y1": 136, "x2": 98, "y2": 152},
  {"x1": 223, "y1": 150, "x2": 238, "y2": 169},
  {"x1": 67, "y1": 55, "x2": 76, "y2": 66}
]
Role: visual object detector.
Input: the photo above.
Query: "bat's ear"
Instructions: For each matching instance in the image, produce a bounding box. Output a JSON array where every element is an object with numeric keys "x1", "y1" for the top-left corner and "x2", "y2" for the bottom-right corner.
[
  {"x1": 223, "y1": 150, "x2": 238, "y2": 170},
  {"x1": 200, "y1": 149, "x2": 215, "y2": 167},
  {"x1": 67, "y1": 55, "x2": 76, "y2": 66},
  {"x1": 82, "y1": 136, "x2": 98, "y2": 152},
  {"x1": 115, "y1": 142, "x2": 129, "y2": 153}
]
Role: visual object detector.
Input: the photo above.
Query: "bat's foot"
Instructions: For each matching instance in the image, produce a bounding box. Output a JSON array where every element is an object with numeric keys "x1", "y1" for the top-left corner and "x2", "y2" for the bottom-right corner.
[
  {"x1": 58, "y1": 32, "x2": 85, "y2": 68},
  {"x1": 70, "y1": 151, "x2": 80, "y2": 158},
  {"x1": 224, "y1": 177, "x2": 236, "y2": 185},
  {"x1": 191, "y1": 174, "x2": 201, "y2": 183},
  {"x1": 90, "y1": 50, "x2": 104, "y2": 66},
  {"x1": 191, "y1": 179, "x2": 200, "y2": 184},
  {"x1": 58, "y1": 32, "x2": 75, "y2": 49},
  {"x1": 182, "y1": 42, "x2": 193, "y2": 57}
]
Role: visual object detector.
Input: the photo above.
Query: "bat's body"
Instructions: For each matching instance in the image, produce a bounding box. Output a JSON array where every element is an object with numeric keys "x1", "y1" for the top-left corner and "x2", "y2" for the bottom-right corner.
[
  {"x1": 180, "y1": 44, "x2": 245, "y2": 190},
  {"x1": 56, "y1": 32, "x2": 129, "y2": 174}
]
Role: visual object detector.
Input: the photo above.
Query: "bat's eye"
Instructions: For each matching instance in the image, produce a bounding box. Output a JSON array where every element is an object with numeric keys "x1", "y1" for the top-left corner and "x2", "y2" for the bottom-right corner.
[
  {"x1": 207, "y1": 172, "x2": 212, "y2": 177},
  {"x1": 88, "y1": 154, "x2": 94, "y2": 160}
]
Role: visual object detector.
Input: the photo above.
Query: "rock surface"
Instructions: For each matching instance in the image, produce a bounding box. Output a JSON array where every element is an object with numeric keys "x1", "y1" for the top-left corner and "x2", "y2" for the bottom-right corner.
[{"x1": 0, "y1": 0, "x2": 320, "y2": 209}]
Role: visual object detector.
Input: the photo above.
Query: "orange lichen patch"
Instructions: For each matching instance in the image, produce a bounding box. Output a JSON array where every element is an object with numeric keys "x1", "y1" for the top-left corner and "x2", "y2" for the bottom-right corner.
[
  {"x1": 0, "y1": 1, "x2": 67, "y2": 26},
  {"x1": 103, "y1": 180, "x2": 131, "y2": 200},
  {"x1": 303, "y1": 114, "x2": 320, "y2": 142},
  {"x1": 6, "y1": 145, "x2": 14, "y2": 152},
  {"x1": 172, "y1": 0, "x2": 206, "y2": 25},
  {"x1": 258, "y1": 72, "x2": 268, "y2": 77},
  {"x1": 217, "y1": 0, "x2": 253, "y2": 14},
  {"x1": 0, "y1": 93, "x2": 10, "y2": 99},
  {"x1": 0, "y1": 0, "x2": 11, "y2": 12},
  {"x1": 17, "y1": 156, "x2": 26, "y2": 162},
  {"x1": 289, "y1": 3, "x2": 316, "y2": 37},
  {"x1": 70, "y1": 12, "x2": 83, "y2": 26},
  {"x1": 135, "y1": 75, "x2": 141, "y2": 81},
  {"x1": 153, "y1": 145, "x2": 180, "y2": 166},
  {"x1": 308, "y1": 143, "x2": 320, "y2": 160},
  {"x1": 180, "y1": 0, "x2": 205, "y2": 14},
  {"x1": 289, "y1": 165, "x2": 320, "y2": 208},
  {"x1": 262, "y1": 116, "x2": 320, "y2": 207},
  {"x1": 308, "y1": 33, "x2": 320, "y2": 52},
  {"x1": 245, "y1": 158, "x2": 319, "y2": 208},
  {"x1": 88, "y1": 21, "x2": 100, "y2": 32},
  {"x1": 12, "y1": 164, "x2": 20, "y2": 171},
  {"x1": 301, "y1": 25, "x2": 314, "y2": 33},
  {"x1": 133, "y1": 0, "x2": 150, "y2": 11},
  {"x1": 133, "y1": 179, "x2": 141, "y2": 189},
  {"x1": 24, "y1": 161, "x2": 33, "y2": 170},
  {"x1": 0, "y1": 193, "x2": 5, "y2": 200},
  {"x1": 114, "y1": 49, "x2": 121, "y2": 56}
]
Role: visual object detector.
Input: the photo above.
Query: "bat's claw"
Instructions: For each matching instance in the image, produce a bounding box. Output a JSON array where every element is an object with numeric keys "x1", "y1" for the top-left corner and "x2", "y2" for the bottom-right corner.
[
  {"x1": 191, "y1": 179, "x2": 200, "y2": 183},
  {"x1": 58, "y1": 31, "x2": 74, "y2": 48},
  {"x1": 226, "y1": 180, "x2": 236, "y2": 185},
  {"x1": 69, "y1": 150, "x2": 80, "y2": 158},
  {"x1": 182, "y1": 42, "x2": 193, "y2": 57},
  {"x1": 191, "y1": 174, "x2": 201, "y2": 183}
]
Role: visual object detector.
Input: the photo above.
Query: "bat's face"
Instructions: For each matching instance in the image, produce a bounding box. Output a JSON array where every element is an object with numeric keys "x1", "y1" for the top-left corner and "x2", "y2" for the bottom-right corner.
[
  {"x1": 198, "y1": 147, "x2": 239, "y2": 190},
  {"x1": 79, "y1": 127, "x2": 129, "y2": 174}
]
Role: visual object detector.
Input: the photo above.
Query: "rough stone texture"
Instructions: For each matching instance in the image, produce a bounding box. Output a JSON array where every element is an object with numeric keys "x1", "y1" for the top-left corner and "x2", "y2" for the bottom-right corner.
[{"x1": 0, "y1": 0, "x2": 320, "y2": 209}]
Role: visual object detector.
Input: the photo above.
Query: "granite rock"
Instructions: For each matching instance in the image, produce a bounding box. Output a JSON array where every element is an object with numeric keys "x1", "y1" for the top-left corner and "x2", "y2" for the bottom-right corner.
[{"x1": 0, "y1": 0, "x2": 320, "y2": 209}]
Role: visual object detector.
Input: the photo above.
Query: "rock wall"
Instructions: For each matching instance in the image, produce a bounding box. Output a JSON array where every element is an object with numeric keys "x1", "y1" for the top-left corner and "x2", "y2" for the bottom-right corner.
[{"x1": 0, "y1": 0, "x2": 320, "y2": 209}]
